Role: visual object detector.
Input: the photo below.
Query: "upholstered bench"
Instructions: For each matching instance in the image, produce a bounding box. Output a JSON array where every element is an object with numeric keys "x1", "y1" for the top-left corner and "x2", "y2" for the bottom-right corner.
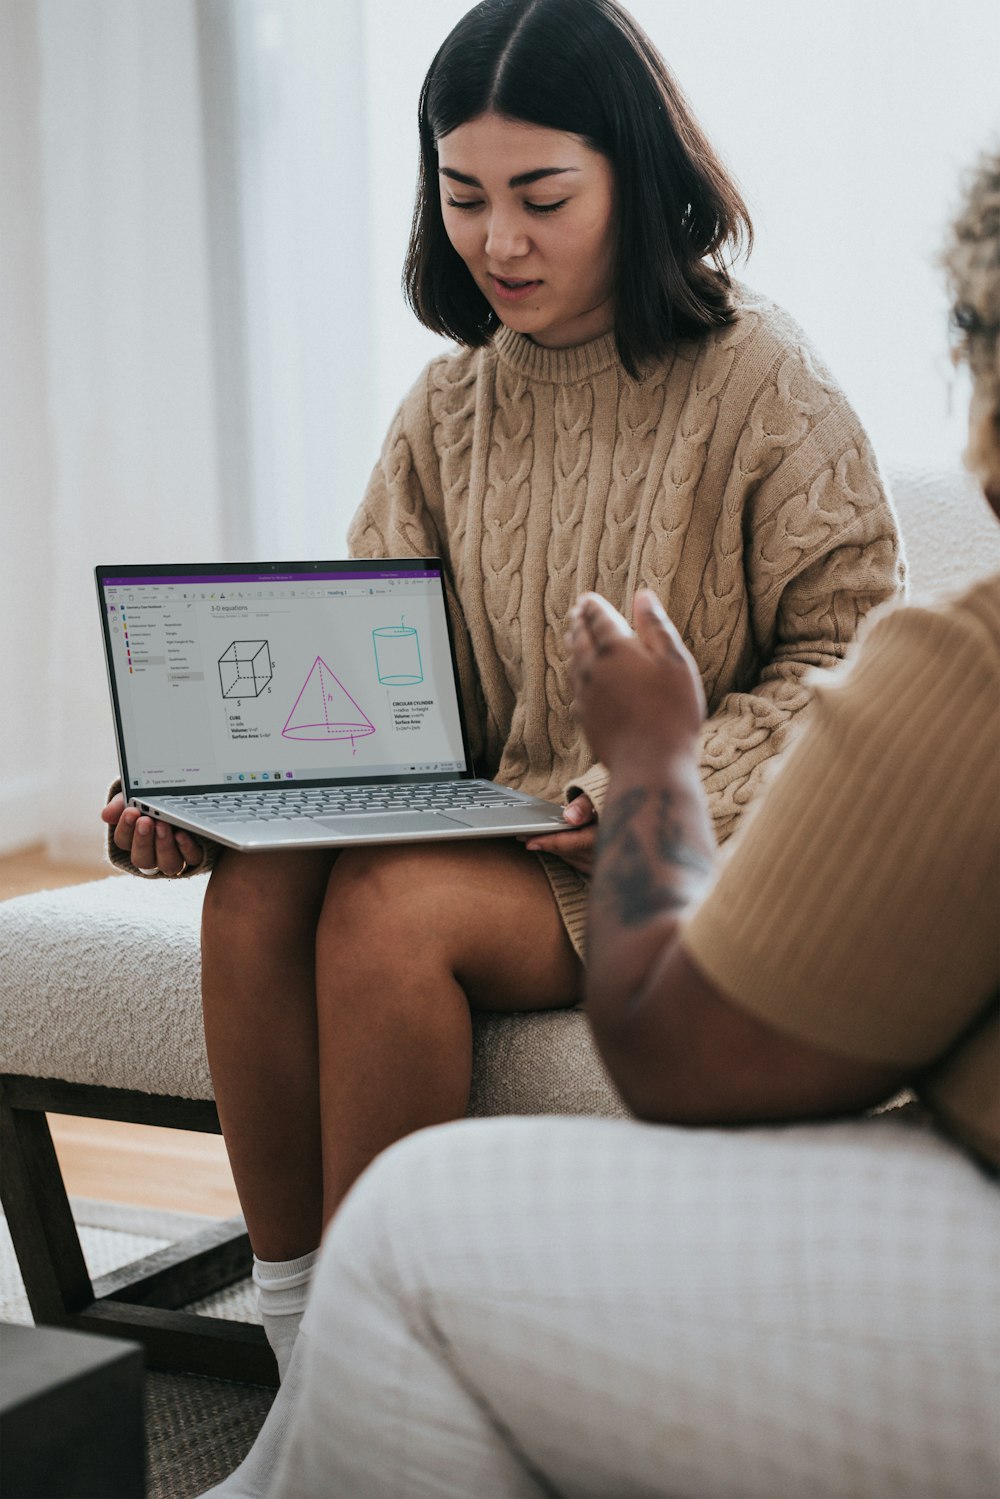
[
  {"x1": 2, "y1": 464, "x2": 995, "y2": 1385},
  {"x1": 0, "y1": 877, "x2": 623, "y2": 1384}
]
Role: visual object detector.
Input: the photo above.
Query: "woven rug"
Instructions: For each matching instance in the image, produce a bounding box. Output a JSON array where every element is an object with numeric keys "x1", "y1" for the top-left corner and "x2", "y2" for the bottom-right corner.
[{"x1": 1, "y1": 1199, "x2": 274, "y2": 1498}]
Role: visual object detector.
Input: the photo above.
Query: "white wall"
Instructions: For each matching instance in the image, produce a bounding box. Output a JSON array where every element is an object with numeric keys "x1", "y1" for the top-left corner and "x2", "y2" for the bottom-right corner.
[{"x1": 625, "y1": 0, "x2": 998, "y2": 469}]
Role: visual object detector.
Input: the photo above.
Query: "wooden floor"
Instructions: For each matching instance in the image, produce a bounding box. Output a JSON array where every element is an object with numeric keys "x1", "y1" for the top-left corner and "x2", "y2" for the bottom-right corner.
[
  {"x1": 0, "y1": 843, "x2": 110, "y2": 902},
  {"x1": 1, "y1": 844, "x2": 241, "y2": 1218}
]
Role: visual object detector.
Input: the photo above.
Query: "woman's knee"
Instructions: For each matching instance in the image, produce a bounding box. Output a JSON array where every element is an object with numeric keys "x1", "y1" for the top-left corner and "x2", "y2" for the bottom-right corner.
[
  {"x1": 202, "y1": 848, "x2": 334, "y2": 953},
  {"x1": 311, "y1": 1120, "x2": 541, "y2": 1315},
  {"x1": 318, "y1": 846, "x2": 452, "y2": 957},
  {"x1": 318, "y1": 842, "x2": 580, "y2": 1007}
]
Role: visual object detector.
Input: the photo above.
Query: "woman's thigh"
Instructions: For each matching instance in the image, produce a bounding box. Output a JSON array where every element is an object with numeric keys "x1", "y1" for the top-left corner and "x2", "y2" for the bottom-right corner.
[
  {"x1": 282, "y1": 1113, "x2": 1000, "y2": 1499},
  {"x1": 319, "y1": 838, "x2": 582, "y2": 1012}
]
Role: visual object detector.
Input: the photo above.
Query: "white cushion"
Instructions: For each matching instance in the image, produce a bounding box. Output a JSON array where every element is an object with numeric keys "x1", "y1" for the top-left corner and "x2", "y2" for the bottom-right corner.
[
  {"x1": 0, "y1": 874, "x2": 626, "y2": 1116},
  {"x1": 0, "y1": 877, "x2": 210, "y2": 1098},
  {"x1": 889, "y1": 463, "x2": 999, "y2": 604}
]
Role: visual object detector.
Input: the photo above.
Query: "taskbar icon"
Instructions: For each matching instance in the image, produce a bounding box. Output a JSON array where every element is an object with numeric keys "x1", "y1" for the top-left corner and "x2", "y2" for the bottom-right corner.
[{"x1": 224, "y1": 771, "x2": 295, "y2": 783}]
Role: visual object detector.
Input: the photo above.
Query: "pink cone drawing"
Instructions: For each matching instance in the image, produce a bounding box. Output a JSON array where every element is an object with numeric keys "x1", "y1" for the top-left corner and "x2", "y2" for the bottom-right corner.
[{"x1": 282, "y1": 655, "x2": 375, "y2": 751}]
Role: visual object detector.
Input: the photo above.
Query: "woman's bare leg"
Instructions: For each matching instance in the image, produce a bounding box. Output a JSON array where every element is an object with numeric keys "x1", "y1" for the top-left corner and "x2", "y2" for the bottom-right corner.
[
  {"x1": 315, "y1": 839, "x2": 582, "y2": 1222},
  {"x1": 201, "y1": 848, "x2": 337, "y2": 1260}
]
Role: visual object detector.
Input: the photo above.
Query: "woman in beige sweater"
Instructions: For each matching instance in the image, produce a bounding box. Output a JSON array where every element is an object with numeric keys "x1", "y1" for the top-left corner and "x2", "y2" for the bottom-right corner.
[{"x1": 104, "y1": 0, "x2": 901, "y2": 1381}]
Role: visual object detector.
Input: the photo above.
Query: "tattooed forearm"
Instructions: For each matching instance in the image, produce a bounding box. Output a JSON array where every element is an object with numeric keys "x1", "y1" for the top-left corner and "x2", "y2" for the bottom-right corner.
[
  {"x1": 593, "y1": 827, "x2": 689, "y2": 926},
  {"x1": 651, "y1": 790, "x2": 713, "y2": 874},
  {"x1": 595, "y1": 787, "x2": 649, "y2": 851},
  {"x1": 594, "y1": 787, "x2": 713, "y2": 929}
]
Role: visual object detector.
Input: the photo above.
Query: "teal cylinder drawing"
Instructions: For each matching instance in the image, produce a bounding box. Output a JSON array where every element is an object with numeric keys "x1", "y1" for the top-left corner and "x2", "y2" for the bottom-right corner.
[{"x1": 373, "y1": 625, "x2": 423, "y2": 686}]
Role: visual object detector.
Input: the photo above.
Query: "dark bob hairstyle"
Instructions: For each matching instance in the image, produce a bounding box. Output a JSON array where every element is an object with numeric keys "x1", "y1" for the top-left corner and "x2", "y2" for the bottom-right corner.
[{"x1": 404, "y1": 0, "x2": 753, "y2": 378}]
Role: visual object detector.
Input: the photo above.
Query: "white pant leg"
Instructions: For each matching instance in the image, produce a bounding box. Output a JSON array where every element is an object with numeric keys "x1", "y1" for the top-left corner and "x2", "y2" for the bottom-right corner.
[{"x1": 274, "y1": 1113, "x2": 1000, "y2": 1499}]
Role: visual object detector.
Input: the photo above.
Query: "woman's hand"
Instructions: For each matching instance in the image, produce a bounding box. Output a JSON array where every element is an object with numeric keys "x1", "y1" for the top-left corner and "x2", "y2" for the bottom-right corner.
[
  {"x1": 519, "y1": 792, "x2": 598, "y2": 876},
  {"x1": 568, "y1": 589, "x2": 707, "y2": 770},
  {"x1": 101, "y1": 793, "x2": 205, "y2": 876}
]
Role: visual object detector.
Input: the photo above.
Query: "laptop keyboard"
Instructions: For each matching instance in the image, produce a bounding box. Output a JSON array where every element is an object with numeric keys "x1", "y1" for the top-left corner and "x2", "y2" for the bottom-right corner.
[{"x1": 162, "y1": 781, "x2": 526, "y2": 823}]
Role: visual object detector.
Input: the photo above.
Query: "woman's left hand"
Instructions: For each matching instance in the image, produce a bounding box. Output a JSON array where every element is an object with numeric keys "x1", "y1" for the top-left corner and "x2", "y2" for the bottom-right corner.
[{"x1": 519, "y1": 792, "x2": 598, "y2": 876}]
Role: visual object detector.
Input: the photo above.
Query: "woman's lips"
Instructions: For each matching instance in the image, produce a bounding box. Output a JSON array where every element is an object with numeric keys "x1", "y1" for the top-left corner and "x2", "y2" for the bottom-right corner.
[{"x1": 489, "y1": 274, "x2": 542, "y2": 302}]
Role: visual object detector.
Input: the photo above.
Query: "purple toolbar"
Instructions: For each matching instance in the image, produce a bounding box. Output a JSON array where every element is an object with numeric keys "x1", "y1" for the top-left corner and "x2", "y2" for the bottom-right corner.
[{"x1": 101, "y1": 569, "x2": 440, "y2": 586}]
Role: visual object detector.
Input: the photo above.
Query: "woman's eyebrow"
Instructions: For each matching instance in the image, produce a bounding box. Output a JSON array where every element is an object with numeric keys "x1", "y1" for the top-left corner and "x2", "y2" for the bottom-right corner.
[{"x1": 438, "y1": 166, "x2": 579, "y2": 188}]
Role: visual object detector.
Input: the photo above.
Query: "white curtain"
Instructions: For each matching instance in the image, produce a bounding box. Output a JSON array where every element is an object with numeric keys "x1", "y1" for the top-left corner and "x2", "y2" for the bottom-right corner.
[
  {"x1": 3, "y1": 0, "x2": 999, "y2": 865},
  {"x1": 3, "y1": 1, "x2": 225, "y2": 863},
  {"x1": 213, "y1": 0, "x2": 374, "y2": 559}
]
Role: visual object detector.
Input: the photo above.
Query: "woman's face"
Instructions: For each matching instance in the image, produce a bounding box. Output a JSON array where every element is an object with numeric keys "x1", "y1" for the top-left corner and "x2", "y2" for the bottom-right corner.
[
  {"x1": 967, "y1": 381, "x2": 1000, "y2": 518},
  {"x1": 437, "y1": 112, "x2": 616, "y2": 349}
]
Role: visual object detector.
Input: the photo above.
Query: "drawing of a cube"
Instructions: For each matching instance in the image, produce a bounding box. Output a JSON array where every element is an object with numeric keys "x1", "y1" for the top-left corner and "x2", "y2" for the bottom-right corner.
[{"x1": 219, "y1": 640, "x2": 273, "y2": 699}]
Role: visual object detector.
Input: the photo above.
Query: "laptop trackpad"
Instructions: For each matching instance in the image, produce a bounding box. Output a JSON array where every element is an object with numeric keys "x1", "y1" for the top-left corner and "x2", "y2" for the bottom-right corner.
[
  {"x1": 440, "y1": 807, "x2": 567, "y2": 830},
  {"x1": 313, "y1": 813, "x2": 450, "y2": 837}
]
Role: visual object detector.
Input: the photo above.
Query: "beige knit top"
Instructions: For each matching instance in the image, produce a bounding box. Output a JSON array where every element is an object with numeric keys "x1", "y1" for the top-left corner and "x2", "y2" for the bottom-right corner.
[
  {"x1": 348, "y1": 286, "x2": 904, "y2": 956},
  {"x1": 684, "y1": 572, "x2": 1000, "y2": 1169}
]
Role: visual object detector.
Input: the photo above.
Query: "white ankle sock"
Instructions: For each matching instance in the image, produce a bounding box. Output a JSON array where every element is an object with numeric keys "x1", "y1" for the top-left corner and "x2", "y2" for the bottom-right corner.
[
  {"x1": 198, "y1": 1330, "x2": 309, "y2": 1498},
  {"x1": 253, "y1": 1248, "x2": 319, "y2": 1382}
]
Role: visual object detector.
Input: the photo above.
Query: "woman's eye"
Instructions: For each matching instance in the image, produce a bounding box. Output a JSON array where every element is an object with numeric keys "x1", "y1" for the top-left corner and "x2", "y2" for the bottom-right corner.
[
  {"x1": 446, "y1": 197, "x2": 483, "y2": 212},
  {"x1": 526, "y1": 199, "x2": 569, "y2": 215}
]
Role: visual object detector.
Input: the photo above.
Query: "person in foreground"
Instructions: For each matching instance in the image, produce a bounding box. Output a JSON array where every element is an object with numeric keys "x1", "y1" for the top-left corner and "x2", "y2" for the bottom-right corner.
[{"x1": 219, "y1": 150, "x2": 996, "y2": 1498}]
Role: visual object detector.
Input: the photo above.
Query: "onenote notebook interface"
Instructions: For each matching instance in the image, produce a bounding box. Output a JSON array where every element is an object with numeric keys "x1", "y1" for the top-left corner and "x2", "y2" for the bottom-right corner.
[{"x1": 96, "y1": 559, "x2": 569, "y2": 849}]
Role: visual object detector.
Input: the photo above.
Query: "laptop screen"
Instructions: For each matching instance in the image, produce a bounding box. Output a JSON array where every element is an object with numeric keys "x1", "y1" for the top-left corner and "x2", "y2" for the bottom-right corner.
[{"x1": 96, "y1": 560, "x2": 472, "y2": 795}]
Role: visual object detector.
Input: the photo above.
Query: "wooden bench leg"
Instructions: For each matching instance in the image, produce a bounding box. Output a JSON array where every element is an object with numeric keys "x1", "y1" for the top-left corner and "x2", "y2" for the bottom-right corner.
[
  {"x1": 0, "y1": 1076, "x2": 277, "y2": 1386},
  {"x1": 0, "y1": 1084, "x2": 92, "y2": 1320}
]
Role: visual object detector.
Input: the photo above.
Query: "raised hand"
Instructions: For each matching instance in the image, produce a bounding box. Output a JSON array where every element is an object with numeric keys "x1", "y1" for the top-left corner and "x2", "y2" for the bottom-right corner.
[{"x1": 568, "y1": 589, "x2": 706, "y2": 770}]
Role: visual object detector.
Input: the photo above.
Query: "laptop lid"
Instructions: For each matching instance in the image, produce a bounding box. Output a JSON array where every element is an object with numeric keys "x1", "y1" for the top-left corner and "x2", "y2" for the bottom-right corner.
[{"x1": 96, "y1": 559, "x2": 474, "y2": 800}]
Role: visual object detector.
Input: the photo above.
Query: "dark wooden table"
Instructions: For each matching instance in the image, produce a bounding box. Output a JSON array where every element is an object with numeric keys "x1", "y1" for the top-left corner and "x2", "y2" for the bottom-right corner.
[{"x1": 0, "y1": 1322, "x2": 144, "y2": 1498}]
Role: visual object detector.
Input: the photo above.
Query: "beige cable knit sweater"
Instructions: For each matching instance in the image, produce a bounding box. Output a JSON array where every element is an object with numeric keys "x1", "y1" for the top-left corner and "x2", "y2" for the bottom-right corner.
[
  {"x1": 109, "y1": 287, "x2": 903, "y2": 961},
  {"x1": 347, "y1": 287, "x2": 904, "y2": 955}
]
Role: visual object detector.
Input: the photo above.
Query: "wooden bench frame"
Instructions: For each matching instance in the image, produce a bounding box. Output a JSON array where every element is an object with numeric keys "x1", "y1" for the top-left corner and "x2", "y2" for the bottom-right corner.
[{"x1": 0, "y1": 1074, "x2": 277, "y2": 1387}]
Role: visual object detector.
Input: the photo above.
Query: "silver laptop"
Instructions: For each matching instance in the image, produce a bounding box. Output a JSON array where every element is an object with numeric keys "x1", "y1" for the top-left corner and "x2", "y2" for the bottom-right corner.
[{"x1": 96, "y1": 559, "x2": 572, "y2": 850}]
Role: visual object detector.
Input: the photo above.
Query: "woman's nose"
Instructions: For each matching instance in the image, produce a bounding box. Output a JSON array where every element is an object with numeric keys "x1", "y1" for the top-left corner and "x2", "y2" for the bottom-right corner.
[{"x1": 484, "y1": 210, "x2": 529, "y2": 261}]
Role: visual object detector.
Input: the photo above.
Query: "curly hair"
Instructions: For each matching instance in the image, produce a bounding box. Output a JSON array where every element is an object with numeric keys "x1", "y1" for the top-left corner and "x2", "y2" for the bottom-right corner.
[{"x1": 944, "y1": 147, "x2": 1000, "y2": 489}]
